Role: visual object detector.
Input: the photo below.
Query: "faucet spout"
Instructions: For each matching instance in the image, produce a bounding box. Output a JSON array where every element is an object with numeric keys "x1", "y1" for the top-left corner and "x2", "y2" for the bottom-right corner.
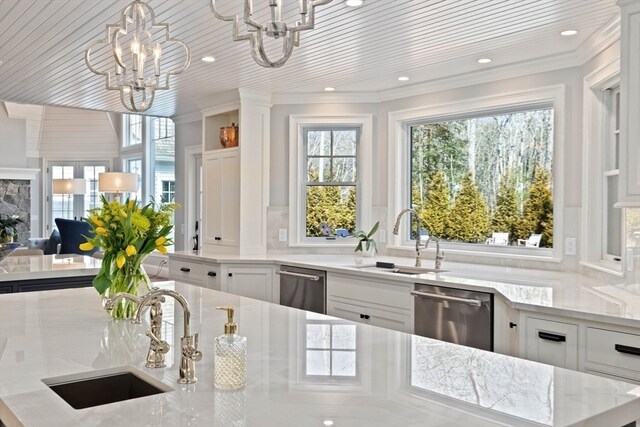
[
  {"x1": 392, "y1": 208, "x2": 424, "y2": 267},
  {"x1": 103, "y1": 292, "x2": 143, "y2": 312},
  {"x1": 136, "y1": 289, "x2": 191, "y2": 337},
  {"x1": 425, "y1": 236, "x2": 445, "y2": 270}
]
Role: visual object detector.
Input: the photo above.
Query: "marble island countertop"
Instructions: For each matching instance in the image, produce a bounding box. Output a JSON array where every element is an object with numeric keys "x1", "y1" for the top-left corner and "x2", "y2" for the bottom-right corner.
[
  {"x1": 1, "y1": 281, "x2": 639, "y2": 427},
  {"x1": 0, "y1": 254, "x2": 101, "y2": 282},
  {"x1": 169, "y1": 251, "x2": 640, "y2": 327}
]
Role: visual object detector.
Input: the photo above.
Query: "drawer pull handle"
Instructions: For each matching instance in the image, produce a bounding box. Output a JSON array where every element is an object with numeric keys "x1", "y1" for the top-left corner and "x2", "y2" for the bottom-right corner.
[
  {"x1": 538, "y1": 331, "x2": 566, "y2": 342},
  {"x1": 180, "y1": 267, "x2": 191, "y2": 273},
  {"x1": 359, "y1": 314, "x2": 370, "y2": 320},
  {"x1": 615, "y1": 344, "x2": 640, "y2": 356},
  {"x1": 208, "y1": 272, "x2": 217, "y2": 277},
  {"x1": 228, "y1": 273, "x2": 233, "y2": 277}
]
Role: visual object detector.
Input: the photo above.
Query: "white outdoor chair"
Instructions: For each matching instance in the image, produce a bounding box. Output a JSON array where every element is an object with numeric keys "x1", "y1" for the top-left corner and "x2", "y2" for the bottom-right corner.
[
  {"x1": 486, "y1": 232, "x2": 509, "y2": 245},
  {"x1": 518, "y1": 233, "x2": 542, "y2": 247}
]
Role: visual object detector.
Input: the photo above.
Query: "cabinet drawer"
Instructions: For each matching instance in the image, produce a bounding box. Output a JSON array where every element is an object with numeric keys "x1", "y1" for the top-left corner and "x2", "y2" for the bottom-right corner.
[
  {"x1": 168, "y1": 259, "x2": 206, "y2": 285},
  {"x1": 525, "y1": 317, "x2": 578, "y2": 370},
  {"x1": 327, "y1": 274, "x2": 411, "y2": 310},
  {"x1": 586, "y1": 327, "x2": 640, "y2": 373}
]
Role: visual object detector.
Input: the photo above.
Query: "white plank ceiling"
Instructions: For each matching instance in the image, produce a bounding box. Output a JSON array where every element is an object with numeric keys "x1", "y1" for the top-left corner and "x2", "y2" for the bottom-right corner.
[{"x1": 0, "y1": 0, "x2": 619, "y2": 117}]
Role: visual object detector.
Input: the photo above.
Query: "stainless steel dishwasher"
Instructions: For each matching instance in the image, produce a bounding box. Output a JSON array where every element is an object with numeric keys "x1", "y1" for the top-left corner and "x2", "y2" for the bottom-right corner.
[
  {"x1": 277, "y1": 265, "x2": 327, "y2": 315},
  {"x1": 412, "y1": 283, "x2": 493, "y2": 351}
]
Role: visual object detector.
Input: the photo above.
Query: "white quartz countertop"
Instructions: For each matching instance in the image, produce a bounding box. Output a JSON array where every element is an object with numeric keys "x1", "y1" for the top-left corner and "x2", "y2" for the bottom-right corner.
[
  {"x1": 1, "y1": 282, "x2": 639, "y2": 427},
  {"x1": 0, "y1": 255, "x2": 101, "y2": 282},
  {"x1": 169, "y1": 251, "x2": 640, "y2": 328}
]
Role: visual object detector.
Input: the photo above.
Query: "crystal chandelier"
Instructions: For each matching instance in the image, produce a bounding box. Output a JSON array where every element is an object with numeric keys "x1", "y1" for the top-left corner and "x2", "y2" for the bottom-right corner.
[
  {"x1": 210, "y1": 0, "x2": 333, "y2": 68},
  {"x1": 85, "y1": 0, "x2": 191, "y2": 112}
]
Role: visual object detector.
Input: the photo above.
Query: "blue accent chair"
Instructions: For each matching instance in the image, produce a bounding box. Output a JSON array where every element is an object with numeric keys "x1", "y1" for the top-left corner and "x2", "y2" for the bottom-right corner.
[{"x1": 54, "y1": 218, "x2": 97, "y2": 256}]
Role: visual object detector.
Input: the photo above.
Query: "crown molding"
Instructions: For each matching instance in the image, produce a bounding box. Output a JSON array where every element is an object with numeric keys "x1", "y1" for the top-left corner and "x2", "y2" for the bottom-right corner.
[
  {"x1": 0, "y1": 168, "x2": 40, "y2": 180},
  {"x1": 172, "y1": 111, "x2": 202, "y2": 125},
  {"x1": 575, "y1": 16, "x2": 621, "y2": 64}
]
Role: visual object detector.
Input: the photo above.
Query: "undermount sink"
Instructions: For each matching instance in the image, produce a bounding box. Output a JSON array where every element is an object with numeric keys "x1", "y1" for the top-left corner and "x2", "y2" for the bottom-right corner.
[
  {"x1": 42, "y1": 367, "x2": 172, "y2": 409},
  {"x1": 347, "y1": 264, "x2": 447, "y2": 275}
]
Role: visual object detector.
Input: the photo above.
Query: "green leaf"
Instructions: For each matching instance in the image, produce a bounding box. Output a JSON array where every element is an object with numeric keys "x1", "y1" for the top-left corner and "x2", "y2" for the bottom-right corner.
[
  {"x1": 354, "y1": 241, "x2": 363, "y2": 252},
  {"x1": 92, "y1": 272, "x2": 111, "y2": 295},
  {"x1": 366, "y1": 221, "x2": 380, "y2": 239}
]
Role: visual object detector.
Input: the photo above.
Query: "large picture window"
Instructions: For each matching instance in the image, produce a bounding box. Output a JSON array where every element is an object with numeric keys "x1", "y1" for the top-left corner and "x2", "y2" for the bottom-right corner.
[
  {"x1": 409, "y1": 107, "x2": 554, "y2": 248},
  {"x1": 124, "y1": 114, "x2": 142, "y2": 147}
]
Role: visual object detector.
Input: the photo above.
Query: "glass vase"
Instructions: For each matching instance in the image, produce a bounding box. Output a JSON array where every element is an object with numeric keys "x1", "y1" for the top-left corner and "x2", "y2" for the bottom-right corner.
[{"x1": 103, "y1": 263, "x2": 151, "y2": 320}]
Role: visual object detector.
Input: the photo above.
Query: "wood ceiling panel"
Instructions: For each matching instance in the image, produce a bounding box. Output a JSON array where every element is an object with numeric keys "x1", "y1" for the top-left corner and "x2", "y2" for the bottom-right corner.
[{"x1": 0, "y1": 0, "x2": 620, "y2": 117}]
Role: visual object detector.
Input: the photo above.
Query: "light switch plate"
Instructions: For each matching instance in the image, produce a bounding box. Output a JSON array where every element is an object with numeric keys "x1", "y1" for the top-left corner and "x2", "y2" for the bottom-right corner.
[
  {"x1": 565, "y1": 237, "x2": 576, "y2": 256},
  {"x1": 278, "y1": 229, "x2": 287, "y2": 242}
]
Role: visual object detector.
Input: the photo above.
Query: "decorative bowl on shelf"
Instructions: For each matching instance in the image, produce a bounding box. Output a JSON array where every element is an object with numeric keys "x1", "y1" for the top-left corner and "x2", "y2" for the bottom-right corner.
[{"x1": 0, "y1": 242, "x2": 21, "y2": 263}]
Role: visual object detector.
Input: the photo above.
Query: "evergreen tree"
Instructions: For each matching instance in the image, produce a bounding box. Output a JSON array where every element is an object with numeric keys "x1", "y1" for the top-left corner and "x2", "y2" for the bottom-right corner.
[
  {"x1": 446, "y1": 173, "x2": 490, "y2": 243},
  {"x1": 418, "y1": 170, "x2": 450, "y2": 238},
  {"x1": 516, "y1": 168, "x2": 553, "y2": 247},
  {"x1": 491, "y1": 173, "x2": 519, "y2": 243}
]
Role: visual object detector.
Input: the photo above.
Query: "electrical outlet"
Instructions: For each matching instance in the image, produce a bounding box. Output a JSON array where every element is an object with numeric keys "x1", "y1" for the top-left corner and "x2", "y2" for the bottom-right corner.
[
  {"x1": 379, "y1": 230, "x2": 386, "y2": 243},
  {"x1": 565, "y1": 237, "x2": 576, "y2": 256},
  {"x1": 278, "y1": 228, "x2": 287, "y2": 242}
]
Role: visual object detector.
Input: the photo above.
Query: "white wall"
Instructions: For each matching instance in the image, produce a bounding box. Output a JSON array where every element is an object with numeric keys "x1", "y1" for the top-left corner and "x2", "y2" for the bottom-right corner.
[
  {"x1": 0, "y1": 102, "x2": 27, "y2": 167},
  {"x1": 267, "y1": 66, "x2": 591, "y2": 270}
]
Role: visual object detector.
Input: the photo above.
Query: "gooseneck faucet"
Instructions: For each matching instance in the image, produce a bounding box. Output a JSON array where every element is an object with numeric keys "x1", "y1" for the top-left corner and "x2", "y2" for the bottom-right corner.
[
  {"x1": 135, "y1": 289, "x2": 202, "y2": 384},
  {"x1": 104, "y1": 292, "x2": 169, "y2": 368},
  {"x1": 392, "y1": 208, "x2": 424, "y2": 267},
  {"x1": 425, "y1": 236, "x2": 445, "y2": 270}
]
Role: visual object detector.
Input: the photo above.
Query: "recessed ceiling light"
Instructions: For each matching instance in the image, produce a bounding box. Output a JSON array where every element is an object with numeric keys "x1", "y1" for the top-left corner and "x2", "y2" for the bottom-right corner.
[
  {"x1": 398, "y1": 76, "x2": 410, "y2": 81},
  {"x1": 477, "y1": 58, "x2": 492, "y2": 64},
  {"x1": 201, "y1": 56, "x2": 216, "y2": 63},
  {"x1": 323, "y1": 421, "x2": 335, "y2": 427},
  {"x1": 344, "y1": 0, "x2": 364, "y2": 6},
  {"x1": 560, "y1": 29, "x2": 578, "y2": 36},
  {"x1": 324, "y1": 87, "x2": 335, "y2": 92}
]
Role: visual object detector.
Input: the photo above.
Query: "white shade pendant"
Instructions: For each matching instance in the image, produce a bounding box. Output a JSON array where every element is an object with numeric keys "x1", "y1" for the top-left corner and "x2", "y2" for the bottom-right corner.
[
  {"x1": 52, "y1": 179, "x2": 87, "y2": 195},
  {"x1": 85, "y1": 0, "x2": 191, "y2": 112},
  {"x1": 98, "y1": 172, "x2": 138, "y2": 194},
  {"x1": 210, "y1": 0, "x2": 333, "y2": 68}
]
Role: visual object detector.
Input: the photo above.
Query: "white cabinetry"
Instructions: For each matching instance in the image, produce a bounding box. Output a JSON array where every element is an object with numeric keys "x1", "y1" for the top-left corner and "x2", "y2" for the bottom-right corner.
[
  {"x1": 168, "y1": 258, "x2": 207, "y2": 286},
  {"x1": 524, "y1": 316, "x2": 579, "y2": 370},
  {"x1": 202, "y1": 148, "x2": 240, "y2": 247},
  {"x1": 223, "y1": 265, "x2": 274, "y2": 303},
  {"x1": 585, "y1": 326, "x2": 640, "y2": 384},
  {"x1": 326, "y1": 273, "x2": 412, "y2": 333},
  {"x1": 616, "y1": 0, "x2": 640, "y2": 206},
  {"x1": 200, "y1": 90, "x2": 271, "y2": 254}
]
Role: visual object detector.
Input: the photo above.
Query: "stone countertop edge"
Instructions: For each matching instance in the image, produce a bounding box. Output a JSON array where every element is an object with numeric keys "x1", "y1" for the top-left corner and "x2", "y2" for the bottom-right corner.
[{"x1": 168, "y1": 251, "x2": 640, "y2": 328}]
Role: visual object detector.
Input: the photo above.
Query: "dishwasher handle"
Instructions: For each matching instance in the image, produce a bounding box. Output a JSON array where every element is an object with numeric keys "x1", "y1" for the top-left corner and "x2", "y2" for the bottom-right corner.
[
  {"x1": 411, "y1": 290, "x2": 482, "y2": 307},
  {"x1": 276, "y1": 270, "x2": 321, "y2": 281}
]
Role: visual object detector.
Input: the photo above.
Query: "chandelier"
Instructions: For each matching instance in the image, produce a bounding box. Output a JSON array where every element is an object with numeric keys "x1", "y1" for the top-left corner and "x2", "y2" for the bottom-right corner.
[
  {"x1": 85, "y1": 0, "x2": 190, "y2": 112},
  {"x1": 210, "y1": 0, "x2": 333, "y2": 68}
]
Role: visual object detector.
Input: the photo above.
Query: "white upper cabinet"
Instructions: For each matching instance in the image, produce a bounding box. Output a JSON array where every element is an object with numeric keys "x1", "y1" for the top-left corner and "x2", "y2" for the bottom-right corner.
[{"x1": 617, "y1": 0, "x2": 640, "y2": 206}]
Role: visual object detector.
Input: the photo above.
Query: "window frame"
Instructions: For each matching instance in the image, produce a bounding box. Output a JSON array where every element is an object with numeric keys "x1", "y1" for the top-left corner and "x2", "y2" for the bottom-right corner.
[
  {"x1": 602, "y1": 86, "x2": 622, "y2": 263},
  {"x1": 581, "y1": 60, "x2": 624, "y2": 276},
  {"x1": 289, "y1": 115, "x2": 373, "y2": 248},
  {"x1": 388, "y1": 86, "x2": 565, "y2": 262},
  {"x1": 122, "y1": 114, "x2": 143, "y2": 148}
]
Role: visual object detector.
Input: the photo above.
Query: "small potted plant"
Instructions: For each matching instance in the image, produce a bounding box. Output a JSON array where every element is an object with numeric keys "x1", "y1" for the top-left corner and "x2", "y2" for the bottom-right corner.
[
  {"x1": 354, "y1": 221, "x2": 379, "y2": 257},
  {"x1": 0, "y1": 214, "x2": 24, "y2": 243}
]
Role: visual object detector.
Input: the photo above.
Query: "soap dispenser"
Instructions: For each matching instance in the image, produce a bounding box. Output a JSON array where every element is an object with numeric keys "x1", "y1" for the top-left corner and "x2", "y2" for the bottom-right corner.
[{"x1": 214, "y1": 306, "x2": 247, "y2": 390}]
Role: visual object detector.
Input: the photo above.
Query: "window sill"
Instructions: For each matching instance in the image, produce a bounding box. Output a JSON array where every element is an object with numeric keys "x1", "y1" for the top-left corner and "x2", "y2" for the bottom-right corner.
[
  {"x1": 579, "y1": 261, "x2": 624, "y2": 277},
  {"x1": 289, "y1": 241, "x2": 359, "y2": 249}
]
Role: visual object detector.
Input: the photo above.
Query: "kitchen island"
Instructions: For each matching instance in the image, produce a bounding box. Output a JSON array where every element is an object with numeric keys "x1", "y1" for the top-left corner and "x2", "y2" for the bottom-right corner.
[
  {"x1": 0, "y1": 254, "x2": 100, "y2": 293},
  {"x1": 1, "y1": 281, "x2": 639, "y2": 427}
]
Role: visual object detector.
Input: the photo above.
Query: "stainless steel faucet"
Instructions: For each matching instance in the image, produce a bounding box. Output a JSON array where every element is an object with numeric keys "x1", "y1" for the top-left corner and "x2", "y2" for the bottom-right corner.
[
  {"x1": 392, "y1": 208, "x2": 424, "y2": 267},
  {"x1": 135, "y1": 289, "x2": 202, "y2": 384},
  {"x1": 104, "y1": 291, "x2": 169, "y2": 368},
  {"x1": 425, "y1": 236, "x2": 445, "y2": 270}
]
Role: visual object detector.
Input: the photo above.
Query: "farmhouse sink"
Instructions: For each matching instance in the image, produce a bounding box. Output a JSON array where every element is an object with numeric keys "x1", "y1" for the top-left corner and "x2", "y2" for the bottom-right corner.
[
  {"x1": 346, "y1": 264, "x2": 447, "y2": 275},
  {"x1": 42, "y1": 367, "x2": 172, "y2": 409}
]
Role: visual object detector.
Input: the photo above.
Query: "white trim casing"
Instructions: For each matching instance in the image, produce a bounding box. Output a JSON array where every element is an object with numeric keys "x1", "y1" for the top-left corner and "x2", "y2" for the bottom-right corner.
[
  {"x1": 288, "y1": 115, "x2": 373, "y2": 247},
  {"x1": 183, "y1": 145, "x2": 202, "y2": 251},
  {"x1": 387, "y1": 85, "x2": 565, "y2": 262},
  {"x1": 580, "y1": 58, "x2": 623, "y2": 276}
]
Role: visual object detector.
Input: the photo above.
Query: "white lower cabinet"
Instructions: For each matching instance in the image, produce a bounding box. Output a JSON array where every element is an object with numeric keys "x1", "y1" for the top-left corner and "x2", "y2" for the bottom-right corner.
[
  {"x1": 326, "y1": 273, "x2": 413, "y2": 334},
  {"x1": 223, "y1": 265, "x2": 274, "y2": 303},
  {"x1": 204, "y1": 265, "x2": 221, "y2": 291},
  {"x1": 585, "y1": 326, "x2": 640, "y2": 384},
  {"x1": 168, "y1": 258, "x2": 207, "y2": 286},
  {"x1": 524, "y1": 316, "x2": 578, "y2": 370}
]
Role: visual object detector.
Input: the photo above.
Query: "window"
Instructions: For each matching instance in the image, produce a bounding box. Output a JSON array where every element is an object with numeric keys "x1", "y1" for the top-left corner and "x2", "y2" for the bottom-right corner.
[
  {"x1": 48, "y1": 162, "x2": 108, "y2": 232},
  {"x1": 125, "y1": 158, "x2": 143, "y2": 201},
  {"x1": 409, "y1": 108, "x2": 554, "y2": 248},
  {"x1": 389, "y1": 86, "x2": 564, "y2": 259},
  {"x1": 161, "y1": 180, "x2": 175, "y2": 203},
  {"x1": 152, "y1": 117, "x2": 175, "y2": 204},
  {"x1": 604, "y1": 87, "x2": 622, "y2": 260},
  {"x1": 305, "y1": 128, "x2": 358, "y2": 238},
  {"x1": 123, "y1": 114, "x2": 142, "y2": 147},
  {"x1": 289, "y1": 115, "x2": 373, "y2": 247}
]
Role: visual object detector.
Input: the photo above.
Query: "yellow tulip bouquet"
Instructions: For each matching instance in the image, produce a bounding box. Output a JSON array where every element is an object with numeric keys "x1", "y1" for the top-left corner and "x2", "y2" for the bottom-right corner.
[{"x1": 81, "y1": 195, "x2": 178, "y2": 319}]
